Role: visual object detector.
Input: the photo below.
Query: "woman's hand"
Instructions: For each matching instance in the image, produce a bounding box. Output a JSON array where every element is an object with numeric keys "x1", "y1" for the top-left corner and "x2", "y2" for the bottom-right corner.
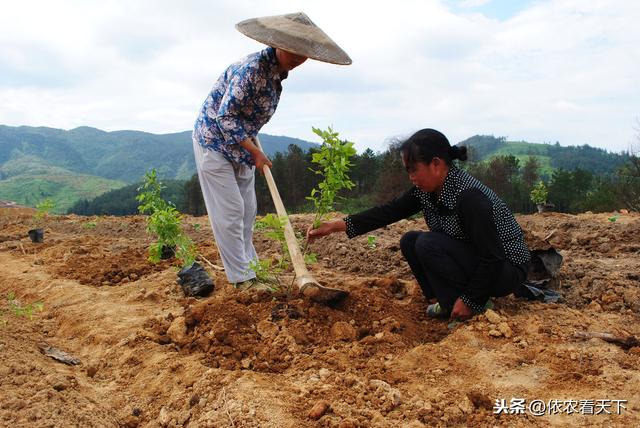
[
  {"x1": 450, "y1": 297, "x2": 473, "y2": 320},
  {"x1": 252, "y1": 150, "x2": 272, "y2": 173},
  {"x1": 239, "y1": 138, "x2": 272, "y2": 173},
  {"x1": 307, "y1": 220, "x2": 346, "y2": 241}
]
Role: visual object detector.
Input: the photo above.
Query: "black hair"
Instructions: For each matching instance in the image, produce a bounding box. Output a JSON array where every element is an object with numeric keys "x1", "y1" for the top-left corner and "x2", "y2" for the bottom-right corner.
[{"x1": 400, "y1": 128, "x2": 467, "y2": 170}]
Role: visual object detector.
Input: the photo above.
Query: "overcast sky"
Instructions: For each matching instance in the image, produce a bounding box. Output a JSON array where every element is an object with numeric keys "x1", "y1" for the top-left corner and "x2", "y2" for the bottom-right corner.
[{"x1": 1, "y1": 0, "x2": 638, "y2": 153}]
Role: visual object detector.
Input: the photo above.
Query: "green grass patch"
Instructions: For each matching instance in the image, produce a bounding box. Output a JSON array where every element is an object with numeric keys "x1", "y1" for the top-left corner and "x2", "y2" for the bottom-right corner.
[
  {"x1": 0, "y1": 174, "x2": 126, "y2": 213},
  {"x1": 487, "y1": 141, "x2": 554, "y2": 177}
]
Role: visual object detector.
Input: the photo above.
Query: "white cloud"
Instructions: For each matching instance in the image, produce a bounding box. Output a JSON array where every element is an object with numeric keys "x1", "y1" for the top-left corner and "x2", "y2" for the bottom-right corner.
[
  {"x1": 458, "y1": 0, "x2": 493, "y2": 8},
  {"x1": 0, "y1": 0, "x2": 638, "y2": 152}
]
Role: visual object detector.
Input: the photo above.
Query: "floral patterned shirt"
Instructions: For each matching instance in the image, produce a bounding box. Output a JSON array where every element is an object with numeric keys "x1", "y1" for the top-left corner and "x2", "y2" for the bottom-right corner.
[{"x1": 192, "y1": 47, "x2": 287, "y2": 166}]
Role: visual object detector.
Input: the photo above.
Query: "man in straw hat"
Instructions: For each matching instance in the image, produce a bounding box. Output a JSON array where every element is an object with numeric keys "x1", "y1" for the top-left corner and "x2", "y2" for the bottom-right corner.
[{"x1": 192, "y1": 12, "x2": 351, "y2": 290}]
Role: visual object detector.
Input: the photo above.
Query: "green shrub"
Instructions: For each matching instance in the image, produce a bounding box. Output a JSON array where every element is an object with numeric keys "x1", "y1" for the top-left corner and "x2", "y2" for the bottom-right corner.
[
  {"x1": 34, "y1": 199, "x2": 55, "y2": 225},
  {"x1": 307, "y1": 126, "x2": 357, "y2": 228},
  {"x1": 137, "y1": 169, "x2": 197, "y2": 267},
  {"x1": 530, "y1": 181, "x2": 548, "y2": 205},
  {"x1": 1, "y1": 292, "x2": 44, "y2": 325}
]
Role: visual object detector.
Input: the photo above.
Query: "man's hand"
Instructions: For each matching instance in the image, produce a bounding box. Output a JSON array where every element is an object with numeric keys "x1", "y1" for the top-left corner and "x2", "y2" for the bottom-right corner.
[
  {"x1": 307, "y1": 220, "x2": 346, "y2": 241},
  {"x1": 450, "y1": 297, "x2": 473, "y2": 320}
]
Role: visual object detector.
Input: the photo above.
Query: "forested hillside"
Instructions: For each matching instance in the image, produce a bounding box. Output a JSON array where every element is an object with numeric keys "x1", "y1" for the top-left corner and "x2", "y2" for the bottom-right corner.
[
  {"x1": 0, "y1": 125, "x2": 317, "y2": 182},
  {"x1": 0, "y1": 125, "x2": 318, "y2": 212},
  {"x1": 460, "y1": 135, "x2": 630, "y2": 177},
  {"x1": 69, "y1": 138, "x2": 639, "y2": 217},
  {"x1": 3, "y1": 124, "x2": 635, "y2": 215}
]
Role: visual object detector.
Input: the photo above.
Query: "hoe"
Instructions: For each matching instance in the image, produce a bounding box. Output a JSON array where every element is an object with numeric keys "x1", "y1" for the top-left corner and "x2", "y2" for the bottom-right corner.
[{"x1": 254, "y1": 136, "x2": 349, "y2": 305}]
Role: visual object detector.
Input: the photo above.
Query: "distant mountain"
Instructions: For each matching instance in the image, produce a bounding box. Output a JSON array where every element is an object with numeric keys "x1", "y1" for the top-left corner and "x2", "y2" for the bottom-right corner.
[
  {"x1": 458, "y1": 135, "x2": 629, "y2": 176},
  {"x1": 0, "y1": 125, "x2": 318, "y2": 182},
  {"x1": 0, "y1": 124, "x2": 318, "y2": 211},
  {"x1": 2, "y1": 125, "x2": 630, "y2": 213}
]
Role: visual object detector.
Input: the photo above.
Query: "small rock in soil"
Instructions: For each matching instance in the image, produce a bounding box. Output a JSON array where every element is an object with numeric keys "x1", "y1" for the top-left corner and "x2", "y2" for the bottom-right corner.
[
  {"x1": 331, "y1": 321, "x2": 356, "y2": 341},
  {"x1": 166, "y1": 316, "x2": 188, "y2": 345},
  {"x1": 466, "y1": 391, "x2": 493, "y2": 410},
  {"x1": 256, "y1": 320, "x2": 279, "y2": 338},
  {"x1": 86, "y1": 365, "x2": 98, "y2": 378},
  {"x1": 47, "y1": 374, "x2": 69, "y2": 391},
  {"x1": 497, "y1": 322, "x2": 513, "y2": 338},
  {"x1": 484, "y1": 309, "x2": 502, "y2": 324},
  {"x1": 308, "y1": 400, "x2": 330, "y2": 420},
  {"x1": 189, "y1": 395, "x2": 199, "y2": 407},
  {"x1": 122, "y1": 415, "x2": 139, "y2": 428}
]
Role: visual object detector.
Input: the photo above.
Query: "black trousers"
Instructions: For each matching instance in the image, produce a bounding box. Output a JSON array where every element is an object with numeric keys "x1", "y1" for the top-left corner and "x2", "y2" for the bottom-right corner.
[{"x1": 399, "y1": 231, "x2": 526, "y2": 309}]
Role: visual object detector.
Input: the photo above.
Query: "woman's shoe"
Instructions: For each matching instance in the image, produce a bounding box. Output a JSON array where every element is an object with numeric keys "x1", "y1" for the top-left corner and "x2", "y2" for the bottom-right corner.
[
  {"x1": 483, "y1": 299, "x2": 494, "y2": 312},
  {"x1": 426, "y1": 302, "x2": 451, "y2": 318}
]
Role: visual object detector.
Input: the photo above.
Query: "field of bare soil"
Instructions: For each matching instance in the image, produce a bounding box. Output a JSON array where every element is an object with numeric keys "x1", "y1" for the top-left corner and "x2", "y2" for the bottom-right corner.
[{"x1": 1, "y1": 208, "x2": 639, "y2": 427}]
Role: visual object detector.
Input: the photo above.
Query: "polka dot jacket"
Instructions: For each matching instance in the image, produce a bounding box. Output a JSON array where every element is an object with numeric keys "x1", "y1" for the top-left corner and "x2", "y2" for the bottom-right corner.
[{"x1": 344, "y1": 166, "x2": 531, "y2": 311}]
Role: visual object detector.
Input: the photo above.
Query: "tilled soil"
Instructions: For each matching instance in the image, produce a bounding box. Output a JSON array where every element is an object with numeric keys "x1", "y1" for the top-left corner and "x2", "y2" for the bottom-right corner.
[{"x1": 0, "y1": 209, "x2": 639, "y2": 427}]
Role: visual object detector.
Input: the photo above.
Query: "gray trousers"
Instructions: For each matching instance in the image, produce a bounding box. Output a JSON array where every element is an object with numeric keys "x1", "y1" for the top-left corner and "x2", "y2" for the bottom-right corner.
[{"x1": 192, "y1": 139, "x2": 258, "y2": 283}]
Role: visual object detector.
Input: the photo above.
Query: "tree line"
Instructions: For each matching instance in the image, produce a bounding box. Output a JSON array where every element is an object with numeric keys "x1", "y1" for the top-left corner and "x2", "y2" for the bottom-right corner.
[
  {"x1": 69, "y1": 142, "x2": 640, "y2": 217},
  {"x1": 463, "y1": 151, "x2": 633, "y2": 213}
]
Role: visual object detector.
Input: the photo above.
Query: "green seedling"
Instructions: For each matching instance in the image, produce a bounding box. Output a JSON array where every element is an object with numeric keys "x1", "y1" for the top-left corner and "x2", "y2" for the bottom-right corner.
[
  {"x1": 137, "y1": 169, "x2": 197, "y2": 267},
  {"x1": 33, "y1": 199, "x2": 55, "y2": 225},
  {"x1": 251, "y1": 213, "x2": 320, "y2": 292},
  {"x1": 5, "y1": 292, "x2": 44, "y2": 320},
  {"x1": 304, "y1": 253, "x2": 318, "y2": 264},
  {"x1": 295, "y1": 230, "x2": 318, "y2": 265},
  {"x1": 192, "y1": 223, "x2": 202, "y2": 231},
  {"x1": 307, "y1": 126, "x2": 357, "y2": 229},
  {"x1": 249, "y1": 214, "x2": 291, "y2": 291},
  {"x1": 247, "y1": 259, "x2": 281, "y2": 292},
  {"x1": 530, "y1": 181, "x2": 548, "y2": 205},
  {"x1": 608, "y1": 215, "x2": 619, "y2": 222},
  {"x1": 255, "y1": 214, "x2": 290, "y2": 270},
  {"x1": 367, "y1": 235, "x2": 377, "y2": 249},
  {"x1": 303, "y1": 126, "x2": 356, "y2": 262},
  {"x1": 82, "y1": 221, "x2": 97, "y2": 229}
]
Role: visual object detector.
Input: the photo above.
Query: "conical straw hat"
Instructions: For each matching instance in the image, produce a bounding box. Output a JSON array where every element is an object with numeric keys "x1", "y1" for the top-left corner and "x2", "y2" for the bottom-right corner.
[{"x1": 236, "y1": 12, "x2": 352, "y2": 65}]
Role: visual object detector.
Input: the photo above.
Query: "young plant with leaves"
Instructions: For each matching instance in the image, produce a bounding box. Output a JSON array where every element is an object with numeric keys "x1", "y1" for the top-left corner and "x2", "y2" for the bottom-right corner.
[
  {"x1": 2, "y1": 292, "x2": 44, "y2": 322},
  {"x1": 307, "y1": 126, "x2": 357, "y2": 228},
  {"x1": 246, "y1": 213, "x2": 289, "y2": 291},
  {"x1": 255, "y1": 213, "x2": 290, "y2": 271},
  {"x1": 33, "y1": 199, "x2": 55, "y2": 226},
  {"x1": 137, "y1": 169, "x2": 197, "y2": 267},
  {"x1": 530, "y1": 180, "x2": 548, "y2": 205},
  {"x1": 246, "y1": 259, "x2": 280, "y2": 291},
  {"x1": 248, "y1": 213, "x2": 319, "y2": 292}
]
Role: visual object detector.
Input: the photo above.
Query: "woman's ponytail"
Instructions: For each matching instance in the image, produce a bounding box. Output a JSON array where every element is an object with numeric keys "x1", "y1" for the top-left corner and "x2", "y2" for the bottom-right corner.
[{"x1": 449, "y1": 145, "x2": 468, "y2": 162}]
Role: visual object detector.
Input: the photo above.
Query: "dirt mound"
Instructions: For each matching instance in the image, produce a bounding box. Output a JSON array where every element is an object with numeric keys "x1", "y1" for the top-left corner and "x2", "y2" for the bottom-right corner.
[
  {"x1": 46, "y1": 236, "x2": 171, "y2": 287},
  {"x1": 151, "y1": 277, "x2": 447, "y2": 375},
  {"x1": 0, "y1": 211, "x2": 639, "y2": 427}
]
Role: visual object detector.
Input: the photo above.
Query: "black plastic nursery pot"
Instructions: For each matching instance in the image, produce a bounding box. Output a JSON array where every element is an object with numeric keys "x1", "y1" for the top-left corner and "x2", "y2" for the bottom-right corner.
[
  {"x1": 160, "y1": 245, "x2": 176, "y2": 260},
  {"x1": 28, "y1": 228, "x2": 44, "y2": 243},
  {"x1": 177, "y1": 262, "x2": 214, "y2": 297}
]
